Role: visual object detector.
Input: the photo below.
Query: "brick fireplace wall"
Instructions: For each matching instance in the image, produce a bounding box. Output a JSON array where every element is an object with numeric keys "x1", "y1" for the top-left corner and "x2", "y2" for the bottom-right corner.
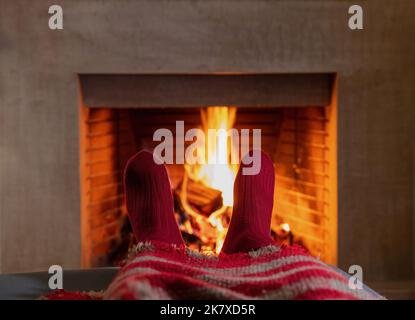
[
  {"x1": 0, "y1": 0, "x2": 414, "y2": 283},
  {"x1": 79, "y1": 104, "x2": 337, "y2": 267}
]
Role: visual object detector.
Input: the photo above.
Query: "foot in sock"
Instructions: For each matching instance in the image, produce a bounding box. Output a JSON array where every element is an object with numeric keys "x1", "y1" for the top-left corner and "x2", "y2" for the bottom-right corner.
[
  {"x1": 124, "y1": 150, "x2": 184, "y2": 246},
  {"x1": 221, "y1": 150, "x2": 276, "y2": 254}
]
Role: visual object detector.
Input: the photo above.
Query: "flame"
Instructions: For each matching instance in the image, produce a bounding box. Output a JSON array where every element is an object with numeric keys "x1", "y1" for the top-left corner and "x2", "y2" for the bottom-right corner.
[
  {"x1": 281, "y1": 223, "x2": 291, "y2": 233},
  {"x1": 184, "y1": 106, "x2": 237, "y2": 254},
  {"x1": 208, "y1": 206, "x2": 228, "y2": 253},
  {"x1": 196, "y1": 107, "x2": 237, "y2": 206}
]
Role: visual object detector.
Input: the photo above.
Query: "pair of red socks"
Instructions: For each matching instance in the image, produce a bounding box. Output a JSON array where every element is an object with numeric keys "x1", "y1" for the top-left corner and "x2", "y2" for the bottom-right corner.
[{"x1": 124, "y1": 150, "x2": 275, "y2": 254}]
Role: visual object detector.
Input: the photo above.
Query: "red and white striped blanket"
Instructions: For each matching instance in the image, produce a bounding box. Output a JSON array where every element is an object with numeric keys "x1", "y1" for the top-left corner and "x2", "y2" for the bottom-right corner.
[{"x1": 104, "y1": 241, "x2": 382, "y2": 300}]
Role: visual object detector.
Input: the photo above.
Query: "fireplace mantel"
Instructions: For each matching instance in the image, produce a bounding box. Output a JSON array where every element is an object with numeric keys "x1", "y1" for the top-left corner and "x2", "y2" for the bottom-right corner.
[{"x1": 79, "y1": 74, "x2": 334, "y2": 108}]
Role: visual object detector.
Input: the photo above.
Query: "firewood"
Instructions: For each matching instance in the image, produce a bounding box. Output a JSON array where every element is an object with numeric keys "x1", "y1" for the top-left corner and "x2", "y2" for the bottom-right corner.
[{"x1": 184, "y1": 178, "x2": 223, "y2": 217}]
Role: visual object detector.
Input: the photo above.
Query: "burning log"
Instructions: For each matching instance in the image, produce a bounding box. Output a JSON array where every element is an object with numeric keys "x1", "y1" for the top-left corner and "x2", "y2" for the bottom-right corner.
[
  {"x1": 179, "y1": 176, "x2": 223, "y2": 217},
  {"x1": 173, "y1": 169, "x2": 232, "y2": 253}
]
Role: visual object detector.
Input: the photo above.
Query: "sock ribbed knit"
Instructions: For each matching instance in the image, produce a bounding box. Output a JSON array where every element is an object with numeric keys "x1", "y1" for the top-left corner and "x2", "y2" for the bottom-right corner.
[
  {"x1": 221, "y1": 151, "x2": 275, "y2": 254},
  {"x1": 124, "y1": 150, "x2": 184, "y2": 246}
]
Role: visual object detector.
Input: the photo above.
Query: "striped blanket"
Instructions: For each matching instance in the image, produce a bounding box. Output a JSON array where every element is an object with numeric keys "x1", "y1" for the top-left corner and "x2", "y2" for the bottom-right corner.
[{"x1": 104, "y1": 241, "x2": 382, "y2": 300}]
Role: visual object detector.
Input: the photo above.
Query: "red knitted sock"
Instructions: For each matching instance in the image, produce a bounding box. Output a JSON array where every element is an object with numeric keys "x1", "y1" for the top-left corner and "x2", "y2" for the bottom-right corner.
[
  {"x1": 124, "y1": 150, "x2": 184, "y2": 246},
  {"x1": 221, "y1": 151, "x2": 275, "y2": 254}
]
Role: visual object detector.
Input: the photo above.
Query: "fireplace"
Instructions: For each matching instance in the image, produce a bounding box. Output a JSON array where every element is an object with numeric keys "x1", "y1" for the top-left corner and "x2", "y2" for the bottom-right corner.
[{"x1": 79, "y1": 74, "x2": 337, "y2": 267}]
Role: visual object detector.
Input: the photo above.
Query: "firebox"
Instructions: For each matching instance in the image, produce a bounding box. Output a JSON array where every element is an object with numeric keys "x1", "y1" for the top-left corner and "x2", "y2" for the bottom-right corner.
[{"x1": 79, "y1": 74, "x2": 337, "y2": 268}]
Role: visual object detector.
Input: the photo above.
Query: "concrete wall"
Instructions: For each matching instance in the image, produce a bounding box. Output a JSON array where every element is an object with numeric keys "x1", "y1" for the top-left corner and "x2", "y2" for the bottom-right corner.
[{"x1": 0, "y1": 0, "x2": 414, "y2": 281}]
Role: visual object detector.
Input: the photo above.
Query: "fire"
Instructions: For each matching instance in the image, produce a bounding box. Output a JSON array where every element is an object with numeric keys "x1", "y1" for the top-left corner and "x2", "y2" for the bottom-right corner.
[
  {"x1": 196, "y1": 107, "x2": 237, "y2": 206},
  {"x1": 183, "y1": 106, "x2": 237, "y2": 254},
  {"x1": 208, "y1": 206, "x2": 228, "y2": 253},
  {"x1": 281, "y1": 223, "x2": 291, "y2": 233}
]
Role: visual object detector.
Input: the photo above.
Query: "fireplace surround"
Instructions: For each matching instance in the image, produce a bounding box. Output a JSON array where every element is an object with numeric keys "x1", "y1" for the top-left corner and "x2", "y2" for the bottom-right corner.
[{"x1": 79, "y1": 74, "x2": 337, "y2": 267}]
